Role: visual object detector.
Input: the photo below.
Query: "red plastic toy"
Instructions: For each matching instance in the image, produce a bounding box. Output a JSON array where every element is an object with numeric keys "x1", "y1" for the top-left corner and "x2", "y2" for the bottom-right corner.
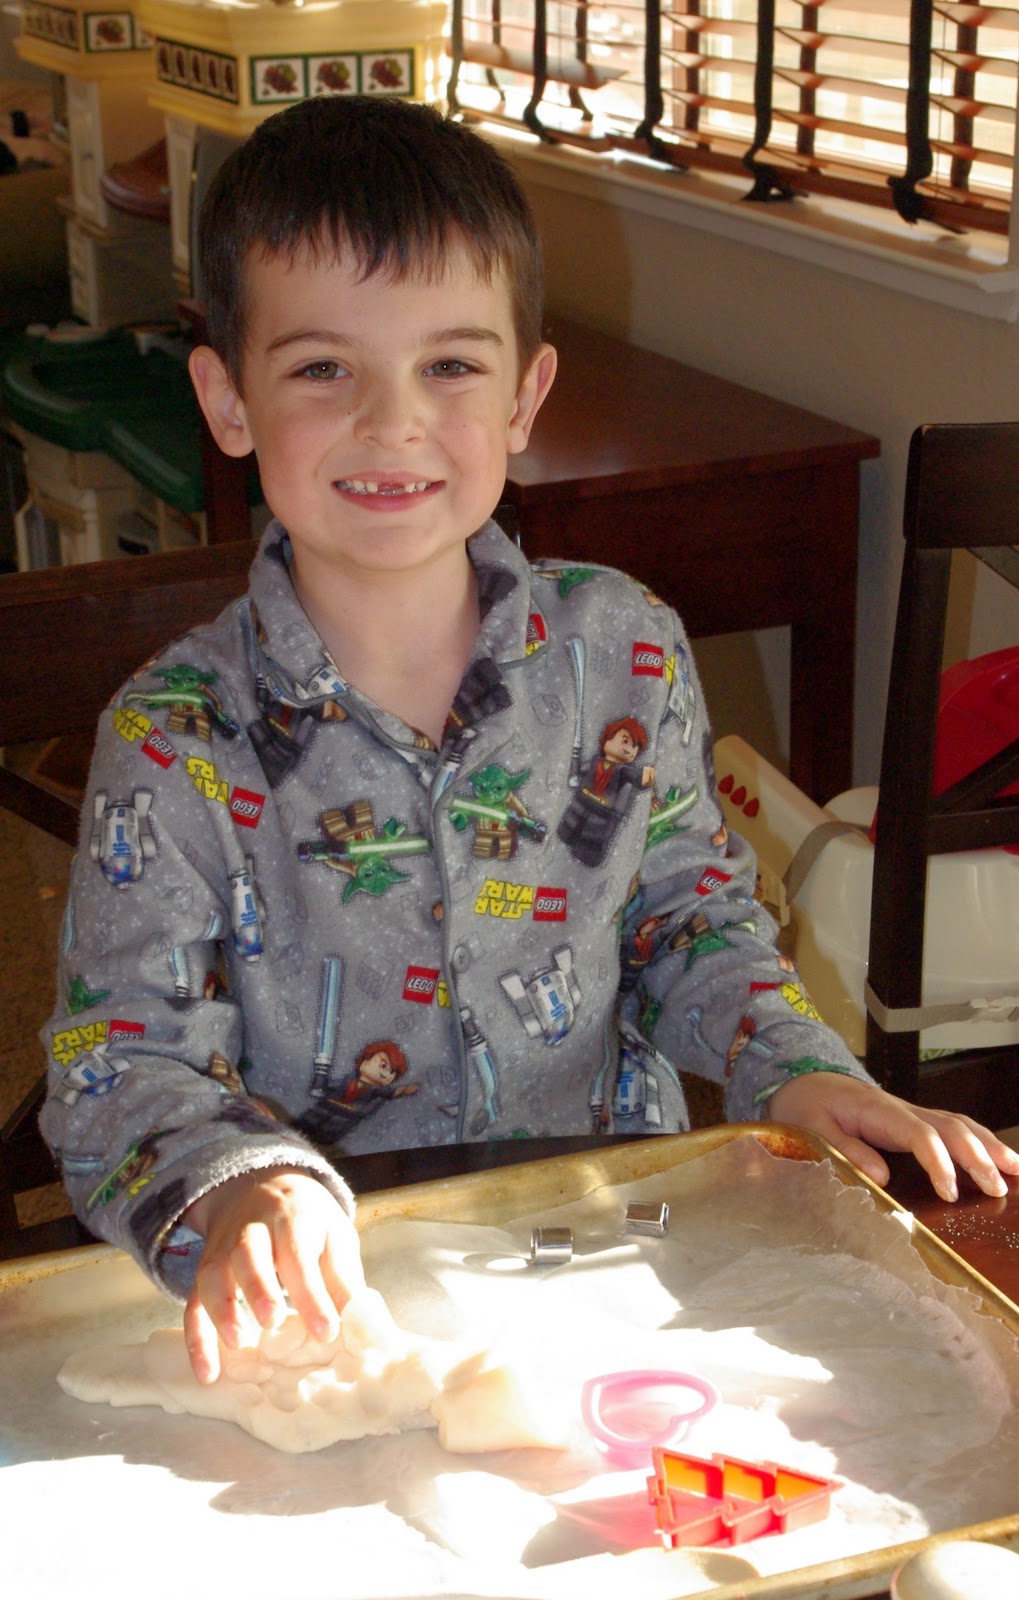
[
  {"x1": 869, "y1": 645, "x2": 1019, "y2": 856},
  {"x1": 647, "y1": 1446, "x2": 837, "y2": 1549}
]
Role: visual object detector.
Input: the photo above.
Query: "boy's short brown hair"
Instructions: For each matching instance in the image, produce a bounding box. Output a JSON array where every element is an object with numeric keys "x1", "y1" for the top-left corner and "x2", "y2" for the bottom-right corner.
[{"x1": 195, "y1": 95, "x2": 545, "y2": 387}]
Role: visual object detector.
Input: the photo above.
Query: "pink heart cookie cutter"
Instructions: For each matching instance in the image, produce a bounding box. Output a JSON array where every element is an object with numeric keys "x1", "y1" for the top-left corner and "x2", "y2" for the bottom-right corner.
[{"x1": 581, "y1": 1368, "x2": 720, "y2": 1467}]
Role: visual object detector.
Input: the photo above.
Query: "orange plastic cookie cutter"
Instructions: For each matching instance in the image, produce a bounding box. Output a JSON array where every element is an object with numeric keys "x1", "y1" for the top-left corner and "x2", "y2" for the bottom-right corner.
[{"x1": 648, "y1": 1446, "x2": 837, "y2": 1548}]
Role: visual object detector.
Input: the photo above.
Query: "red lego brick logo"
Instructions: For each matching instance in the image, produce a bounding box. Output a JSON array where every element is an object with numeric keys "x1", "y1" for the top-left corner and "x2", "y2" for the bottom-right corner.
[
  {"x1": 403, "y1": 965, "x2": 439, "y2": 1003},
  {"x1": 108, "y1": 1018, "x2": 145, "y2": 1044},
  {"x1": 632, "y1": 641, "x2": 665, "y2": 677},
  {"x1": 141, "y1": 727, "x2": 177, "y2": 769},
  {"x1": 526, "y1": 611, "x2": 548, "y2": 654},
  {"x1": 695, "y1": 867, "x2": 733, "y2": 896},
  {"x1": 229, "y1": 787, "x2": 266, "y2": 828},
  {"x1": 532, "y1": 887, "x2": 568, "y2": 921}
]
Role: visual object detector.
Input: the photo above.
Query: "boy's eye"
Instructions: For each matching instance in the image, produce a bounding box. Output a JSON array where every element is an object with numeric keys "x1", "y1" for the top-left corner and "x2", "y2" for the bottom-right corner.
[
  {"x1": 425, "y1": 358, "x2": 474, "y2": 378},
  {"x1": 299, "y1": 359, "x2": 344, "y2": 381}
]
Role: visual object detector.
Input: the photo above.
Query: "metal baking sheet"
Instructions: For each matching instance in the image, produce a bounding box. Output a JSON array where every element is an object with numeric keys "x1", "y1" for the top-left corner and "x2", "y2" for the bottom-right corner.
[{"x1": 3, "y1": 1124, "x2": 1019, "y2": 1600}]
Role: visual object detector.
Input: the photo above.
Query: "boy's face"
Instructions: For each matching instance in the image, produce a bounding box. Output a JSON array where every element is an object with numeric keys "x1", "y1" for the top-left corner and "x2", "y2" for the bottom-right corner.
[{"x1": 190, "y1": 239, "x2": 556, "y2": 586}]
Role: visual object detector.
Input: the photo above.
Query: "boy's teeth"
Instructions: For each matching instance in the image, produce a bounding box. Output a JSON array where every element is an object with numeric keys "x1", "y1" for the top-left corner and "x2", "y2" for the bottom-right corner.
[{"x1": 341, "y1": 479, "x2": 430, "y2": 495}]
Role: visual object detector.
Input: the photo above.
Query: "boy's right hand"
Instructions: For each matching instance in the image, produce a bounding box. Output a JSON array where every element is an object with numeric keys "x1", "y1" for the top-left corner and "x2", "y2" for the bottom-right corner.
[{"x1": 182, "y1": 1168, "x2": 365, "y2": 1385}]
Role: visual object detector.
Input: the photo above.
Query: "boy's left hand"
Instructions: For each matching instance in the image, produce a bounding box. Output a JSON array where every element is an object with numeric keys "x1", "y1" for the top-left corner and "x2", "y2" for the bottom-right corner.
[{"x1": 766, "y1": 1072, "x2": 1019, "y2": 1202}]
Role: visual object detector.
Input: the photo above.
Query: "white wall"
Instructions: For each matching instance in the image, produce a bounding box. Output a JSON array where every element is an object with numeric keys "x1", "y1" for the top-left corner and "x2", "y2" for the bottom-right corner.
[
  {"x1": 0, "y1": 15, "x2": 47, "y2": 82},
  {"x1": 515, "y1": 157, "x2": 1019, "y2": 788}
]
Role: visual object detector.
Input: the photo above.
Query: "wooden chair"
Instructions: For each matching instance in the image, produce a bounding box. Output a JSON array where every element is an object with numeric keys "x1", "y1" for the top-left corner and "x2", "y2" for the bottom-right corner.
[
  {"x1": 865, "y1": 422, "x2": 1019, "y2": 1124},
  {"x1": 0, "y1": 540, "x2": 254, "y2": 1248}
]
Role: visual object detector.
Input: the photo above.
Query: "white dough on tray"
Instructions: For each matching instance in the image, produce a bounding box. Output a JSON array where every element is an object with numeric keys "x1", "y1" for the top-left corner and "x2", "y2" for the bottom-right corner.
[{"x1": 57, "y1": 1287, "x2": 567, "y2": 1455}]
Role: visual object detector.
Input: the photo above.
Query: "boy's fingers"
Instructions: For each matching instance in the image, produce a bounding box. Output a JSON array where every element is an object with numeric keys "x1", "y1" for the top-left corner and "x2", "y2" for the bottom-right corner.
[
  {"x1": 841, "y1": 1101, "x2": 961, "y2": 1201},
  {"x1": 992, "y1": 1139, "x2": 1019, "y2": 1174},
  {"x1": 891, "y1": 1126, "x2": 959, "y2": 1203},
  {"x1": 321, "y1": 1226, "x2": 367, "y2": 1312},
  {"x1": 193, "y1": 1253, "x2": 249, "y2": 1350},
  {"x1": 956, "y1": 1150, "x2": 1009, "y2": 1198},
  {"x1": 184, "y1": 1290, "x2": 223, "y2": 1385},
  {"x1": 912, "y1": 1112, "x2": 1010, "y2": 1199},
  {"x1": 848, "y1": 1102, "x2": 1007, "y2": 1203},
  {"x1": 799, "y1": 1102, "x2": 893, "y2": 1188},
  {"x1": 782, "y1": 1081, "x2": 955, "y2": 1197},
  {"x1": 181, "y1": 1173, "x2": 362, "y2": 1368},
  {"x1": 230, "y1": 1224, "x2": 289, "y2": 1329},
  {"x1": 821, "y1": 1129, "x2": 891, "y2": 1191},
  {"x1": 275, "y1": 1240, "x2": 341, "y2": 1344},
  {"x1": 769, "y1": 1070, "x2": 1018, "y2": 1201},
  {"x1": 272, "y1": 1208, "x2": 366, "y2": 1342}
]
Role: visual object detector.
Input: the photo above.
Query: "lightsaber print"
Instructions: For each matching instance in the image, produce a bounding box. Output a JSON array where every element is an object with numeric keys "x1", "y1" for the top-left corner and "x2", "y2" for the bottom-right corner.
[
  {"x1": 169, "y1": 945, "x2": 190, "y2": 999},
  {"x1": 460, "y1": 1005, "x2": 500, "y2": 1128},
  {"x1": 298, "y1": 833, "x2": 431, "y2": 865},
  {"x1": 448, "y1": 797, "x2": 547, "y2": 839},
  {"x1": 645, "y1": 783, "x2": 699, "y2": 848},
  {"x1": 433, "y1": 727, "x2": 478, "y2": 802},
  {"x1": 565, "y1": 634, "x2": 585, "y2": 788},
  {"x1": 311, "y1": 955, "x2": 342, "y2": 1097}
]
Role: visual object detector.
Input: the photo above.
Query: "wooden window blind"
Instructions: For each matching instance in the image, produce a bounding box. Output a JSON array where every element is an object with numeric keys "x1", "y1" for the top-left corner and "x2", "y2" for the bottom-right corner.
[{"x1": 447, "y1": 0, "x2": 1019, "y2": 234}]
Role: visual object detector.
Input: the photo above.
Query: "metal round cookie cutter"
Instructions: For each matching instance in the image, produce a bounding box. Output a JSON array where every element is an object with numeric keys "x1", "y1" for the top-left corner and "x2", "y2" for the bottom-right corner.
[{"x1": 530, "y1": 1225, "x2": 573, "y2": 1264}]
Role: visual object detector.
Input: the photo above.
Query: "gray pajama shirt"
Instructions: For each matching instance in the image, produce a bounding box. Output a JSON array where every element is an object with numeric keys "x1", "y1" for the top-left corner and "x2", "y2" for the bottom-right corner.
[{"x1": 41, "y1": 519, "x2": 868, "y2": 1294}]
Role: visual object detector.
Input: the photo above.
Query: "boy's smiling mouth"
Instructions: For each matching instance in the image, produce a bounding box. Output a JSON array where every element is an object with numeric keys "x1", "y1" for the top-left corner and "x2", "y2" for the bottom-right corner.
[{"x1": 336, "y1": 478, "x2": 435, "y2": 496}]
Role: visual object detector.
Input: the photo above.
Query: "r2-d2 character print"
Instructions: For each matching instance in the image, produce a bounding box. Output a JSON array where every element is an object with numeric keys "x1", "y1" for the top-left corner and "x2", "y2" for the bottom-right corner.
[
  {"x1": 500, "y1": 946, "x2": 581, "y2": 1044},
  {"x1": 229, "y1": 858, "x2": 265, "y2": 961},
  {"x1": 90, "y1": 790, "x2": 156, "y2": 888}
]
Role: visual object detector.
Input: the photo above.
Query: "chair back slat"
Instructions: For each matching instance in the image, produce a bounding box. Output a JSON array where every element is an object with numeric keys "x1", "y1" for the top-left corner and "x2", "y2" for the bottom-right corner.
[
  {"x1": 0, "y1": 542, "x2": 254, "y2": 749},
  {"x1": 904, "y1": 422, "x2": 1019, "y2": 551},
  {"x1": 0, "y1": 540, "x2": 255, "y2": 1246},
  {"x1": 867, "y1": 421, "x2": 1019, "y2": 1116}
]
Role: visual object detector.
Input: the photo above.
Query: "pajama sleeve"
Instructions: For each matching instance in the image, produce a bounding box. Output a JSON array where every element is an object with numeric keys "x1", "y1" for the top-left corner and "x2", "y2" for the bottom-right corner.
[
  {"x1": 615, "y1": 608, "x2": 873, "y2": 1122},
  {"x1": 39, "y1": 684, "x2": 353, "y2": 1299}
]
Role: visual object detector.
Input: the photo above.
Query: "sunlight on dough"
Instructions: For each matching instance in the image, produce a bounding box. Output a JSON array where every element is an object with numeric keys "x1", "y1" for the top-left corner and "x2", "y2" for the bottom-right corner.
[{"x1": 57, "y1": 1287, "x2": 568, "y2": 1455}]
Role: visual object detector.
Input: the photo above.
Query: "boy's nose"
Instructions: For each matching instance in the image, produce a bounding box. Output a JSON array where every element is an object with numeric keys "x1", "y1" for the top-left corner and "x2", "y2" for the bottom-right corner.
[{"x1": 353, "y1": 376, "x2": 426, "y2": 447}]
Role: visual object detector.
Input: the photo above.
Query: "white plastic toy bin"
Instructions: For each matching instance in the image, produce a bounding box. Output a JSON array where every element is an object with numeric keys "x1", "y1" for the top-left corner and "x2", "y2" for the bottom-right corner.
[{"x1": 713, "y1": 734, "x2": 1019, "y2": 1058}]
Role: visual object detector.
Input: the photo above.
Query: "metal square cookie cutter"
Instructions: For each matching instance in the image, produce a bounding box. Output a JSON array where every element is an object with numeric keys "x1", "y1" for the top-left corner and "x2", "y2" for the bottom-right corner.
[
  {"x1": 529, "y1": 1200, "x2": 670, "y2": 1264},
  {"x1": 625, "y1": 1200, "x2": 670, "y2": 1237}
]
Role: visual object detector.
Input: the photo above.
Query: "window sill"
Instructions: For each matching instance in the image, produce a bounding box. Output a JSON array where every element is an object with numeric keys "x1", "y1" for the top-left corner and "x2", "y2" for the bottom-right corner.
[{"x1": 492, "y1": 128, "x2": 1019, "y2": 323}]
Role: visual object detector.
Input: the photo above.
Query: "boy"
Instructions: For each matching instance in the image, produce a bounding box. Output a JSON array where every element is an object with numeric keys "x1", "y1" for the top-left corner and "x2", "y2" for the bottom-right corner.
[{"x1": 42, "y1": 95, "x2": 1019, "y2": 1385}]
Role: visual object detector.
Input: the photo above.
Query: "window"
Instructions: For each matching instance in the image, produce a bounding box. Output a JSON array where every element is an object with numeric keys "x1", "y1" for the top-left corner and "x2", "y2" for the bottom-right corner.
[{"x1": 448, "y1": 0, "x2": 1019, "y2": 237}]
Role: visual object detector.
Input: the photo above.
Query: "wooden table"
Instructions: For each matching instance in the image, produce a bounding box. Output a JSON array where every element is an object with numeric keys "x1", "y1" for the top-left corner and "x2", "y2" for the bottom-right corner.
[
  {"x1": 885, "y1": 1148, "x2": 1019, "y2": 1309},
  {"x1": 193, "y1": 309, "x2": 879, "y2": 805},
  {"x1": 504, "y1": 320, "x2": 880, "y2": 804}
]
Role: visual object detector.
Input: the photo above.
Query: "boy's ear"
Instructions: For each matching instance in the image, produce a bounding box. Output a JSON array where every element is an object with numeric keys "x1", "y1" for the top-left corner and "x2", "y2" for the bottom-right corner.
[
  {"x1": 507, "y1": 342, "x2": 557, "y2": 455},
  {"x1": 188, "y1": 345, "x2": 254, "y2": 458}
]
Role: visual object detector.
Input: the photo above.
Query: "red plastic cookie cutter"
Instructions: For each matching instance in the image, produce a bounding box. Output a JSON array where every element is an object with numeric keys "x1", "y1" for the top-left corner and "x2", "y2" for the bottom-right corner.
[
  {"x1": 580, "y1": 1369, "x2": 720, "y2": 1467},
  {"x1": 647, "y1": 1446, "x2": 837, "y2": 1548}
]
